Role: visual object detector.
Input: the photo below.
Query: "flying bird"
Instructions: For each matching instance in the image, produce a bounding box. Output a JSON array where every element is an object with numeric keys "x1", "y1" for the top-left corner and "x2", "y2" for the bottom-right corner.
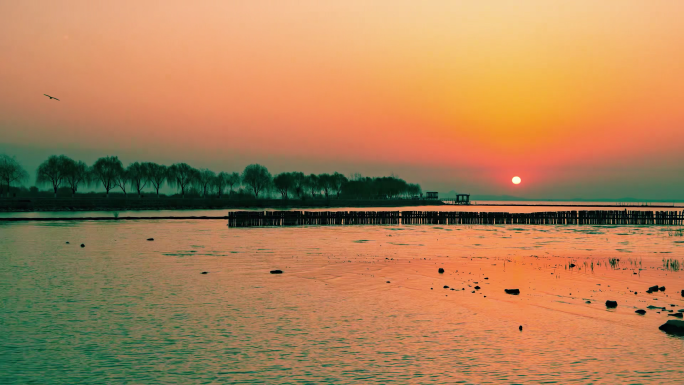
[{"x1": 44, "y1": 94, "x2": 60, "y2": 101}]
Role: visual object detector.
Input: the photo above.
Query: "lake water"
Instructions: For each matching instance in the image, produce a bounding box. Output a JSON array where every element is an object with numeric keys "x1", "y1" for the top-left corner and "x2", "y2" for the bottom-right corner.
[{"x1": 1, "y1": 217, "x2": 684, "y2": 383}]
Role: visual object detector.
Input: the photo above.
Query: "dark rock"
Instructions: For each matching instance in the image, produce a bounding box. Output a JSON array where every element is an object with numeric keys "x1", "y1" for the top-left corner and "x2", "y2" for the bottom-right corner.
[
  {"x1": 270, "y1": 270, "x2": 283, "y2": 274},
  {"x1": 147, "y1": 238, "x2": 154, "y2": 241},
  {"x1": 438, "y1": 268, "x2": 444, "y2": 274},
  {"x1": 443, "y1": 285, "x2": 449, "y2": 289},
  {"x1": 65, "y1": 242, "x2": 69, "y2": 244},
  {"x1": 635, "y1": 309, "x2": 646, "y2": 315},
  {"x1": 80, "y1": 244, "x2": 85, "y2": 248},
  {"x1": 647, "y1": 305, "x2": 665, "y2": 310},
  {"x1": 474, "y1": 286, "x2": 481, "y2": 290},
  {"x1": 659, "y1": 320, "x2": 684, "y2": 335},
  {"x1": 569, "y1": 264, "x2": 576, "y2": 268},
  {"x1": 505, "y1": 289, "x2": 520, "y2": 295},
  {"x1": 484, "y1": 277, "x2": 489, "y2": 280},
  {"x1": 201, "y1": 272, "x2": 208, "y2": 274},
  {"x1": 647, "y1": 285, "x2": 659, "y2": 293},
  {"x1": 519, "y1": 325, "x2": 523, "y2": 331},
  {"x1": 387, "y1": 281, "x2": 390, "y2": 283},
  {"x1": 681, "y1": 289, "x2": 684, "y2": 297},
  {"x1": 471, "y1": 291, "x2": 475, "y2": 293},
  {"x1": 605, "y1": 300, "x2": 618, "y2": 308},
  {"x1": 659, "y1": 286, "x2": 666, "y2": 292},
  {"x1": 585, "y1": 301, "x2": 591, "y2": 304},
  {"x1": 668, "y1": 312, "x2": 683, "y2": 318}
]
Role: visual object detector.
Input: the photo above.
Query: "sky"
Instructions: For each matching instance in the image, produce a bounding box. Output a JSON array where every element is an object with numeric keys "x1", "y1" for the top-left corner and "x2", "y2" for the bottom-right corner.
[{"x1": 2, "y1": 1, "x2": 684, "y2": 200}]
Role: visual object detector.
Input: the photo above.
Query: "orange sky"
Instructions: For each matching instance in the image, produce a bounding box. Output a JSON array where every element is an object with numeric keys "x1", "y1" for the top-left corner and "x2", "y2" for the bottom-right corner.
[{"x1": 2, "y1": 1, "x2": 684, "y2": 199}]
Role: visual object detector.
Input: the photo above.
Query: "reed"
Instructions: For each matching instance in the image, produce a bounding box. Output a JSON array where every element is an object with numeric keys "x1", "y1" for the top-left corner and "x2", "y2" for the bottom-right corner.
[{"x1": 662, "y1": 258, "x2": 681, "y2": 272}]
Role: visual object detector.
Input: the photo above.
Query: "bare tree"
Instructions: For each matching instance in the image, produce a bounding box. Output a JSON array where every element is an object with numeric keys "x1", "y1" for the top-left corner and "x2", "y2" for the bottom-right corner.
[
  {"x1": 291, "y1": 172, "x2": 305, "y2": 198},
  {"x1": 226, "y1": 172, "x2": 241, "y2": 194},
  {"x1": 214, "y1": 172, "x2": 229, "y2": 198},
  {"x1": 114, "y1": 168, "x2": 129, "y2": 196},
  {"x1": 36, "y1": 155, "x2": 70, "y2": 197},
  {"x1": 64, "y1": 159, "x2": 91, "y2": 197},
  {"x1": 318, "y1": 173, "x2": 334, "y2": 198},
  {"x1": 91, "y1": 156, "x2": 124, "y2": 197},
  {"x1": 273, "y1": 172, "x2": 295, "y2": 199},
  {"x1": 168, "y1": 163, "x2": 198, "y2": 197},
  {"x1": 127, "y1": 162, "x2": 149, "y2": 197},
  {"x1": 144, "y1": 162, "x2": 167, "y2": 197},
  {"x1": 195, "y1": 168, "x2": 215, "y2": 197},
  {"x1": 332, "y1": 172, "x2": 348, "y2": 198},
  {"x1": 0, "y1": 154, "x2": 28, "y2": 197},
  {"x1": 304, "y1": 174, "x2": 320, "y2": 198},
  {"x1": 241, "y1": 164, "x2": 272, "y2": 198}
]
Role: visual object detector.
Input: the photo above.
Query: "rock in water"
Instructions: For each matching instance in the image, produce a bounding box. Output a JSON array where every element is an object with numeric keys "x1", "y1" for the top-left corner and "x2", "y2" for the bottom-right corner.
[
  {"x1": 647, "y1": 285, "x2": 659, "y2": 293},
  {"x1": 474, "y1": 286, "x2": 481, "y2": 290},
  {"x1": 386, "y1": 281, "x2": 390, "y2": 283},
  {"x1": 681, "y1": 289, "x2": 684, "y2": 297},
  {"x1": 505, "y1": 289, "x2": 520, "y2": 295},
  {"x1": 659, "y1": 286, "x2": 666, "y2": 292},
  {"x1": 569, "y1": 263, "x2": 576, "y2": 268},
  {"x1": 668, "y1": 312, "x2": 683, "y2": 318},
  {"x1": 659, "y1": 320, "x2": 684, "y2": 335},
  {"x1": 585, "y1": 301, "x2": 591, "y2": 304},
  {"x1": 270, "y1": 270, "x2": 283, "y2": 274},
  {"x1": 147, "y1": 238, "x2": 154, "y2": 241},
  {"x1": 438, "y1": 268, "x2": 445, "y2": 274},
  {"x1": 647, "y1": 305, "x2": 665, "y2": 310},
  {"x1": 519, "y1": 325, "x2": 523, "y2": 331},
  {"x1": 605, "y1": 300, "x2": 618, "y2": 308},
  {"x1": 635, "y1": 309, "x2": 646, "y2": 315},
  {"x1": 80, "y1": 244, "x2": 85, "y2": 248},
  {"x1": 65, "y1": 242, "x2": 70, "y2": 244},
  {"x1": 443, "y1": 285, "x2": 449, "y2": 289},
  {"x1": 201, "y1": 272, "x2": 208, "y2": 275}
]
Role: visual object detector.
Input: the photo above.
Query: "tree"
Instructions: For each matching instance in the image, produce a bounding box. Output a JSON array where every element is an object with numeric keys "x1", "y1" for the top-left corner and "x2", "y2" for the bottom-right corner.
[
  {"x1": 214, "y1": 172, "x2": 229, "y2": 198},
  {"x1": 63, "y1": 159, "x2": 91, "y2": 196},
  {"x1": 226, "y1": 172, "x2": 241, "y2": 195},
  {"x1": 36, "y1": 155, "x2": 70, "y2": 197},
  {"x1": 241, "y1": 164, "x2": 271, "y2": 198},
  {"x1": 291, "y1": 172, "x2": 306, "y2": 198},
  {"x1": 91, "y1": 156, "x2": 124, "y2": 197},
  {"x1": 127, "y1": 162, "x2": 149, "y2": 197},
  {"x1": 114, "y1": 168, "x2": 129, "y2": 196},
  {"x1": 144, "y1": 162, "x2": 167, "y2": 197},
  {"x1": 318, "y1": 173, "x2": 333, "y2": 198},
  {"x1": 304, "y1": 174, "x2": 320, "y2": 198},
  {"x1": 168, "y1": 163, "x2": 198, "y2": 197},
  {"x1": 273, "y1": 172, "x2": 295, "y2": 199},
  {"x1": 195, "y1": 168, "x2": 215, "y2": 197},
  {"x1": 0, "y1": 154, "x2": 29, "y2": 197},
  {"x1": 331, "y1": 172, "x2": 348, "y2": 198}
]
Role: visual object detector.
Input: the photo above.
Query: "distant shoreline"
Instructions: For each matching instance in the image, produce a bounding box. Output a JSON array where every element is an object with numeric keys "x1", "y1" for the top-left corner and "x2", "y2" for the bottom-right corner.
[
  {"x1": 0, "y1": 197, "x2": 445, "y2": 213},
  {"x1": 1, "y1": 197, "x2": 682, "y2": 213}
]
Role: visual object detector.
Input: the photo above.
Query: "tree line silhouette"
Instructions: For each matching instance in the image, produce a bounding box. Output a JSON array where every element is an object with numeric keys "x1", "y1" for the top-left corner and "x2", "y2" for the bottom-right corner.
[{"x1": 0, "y1": 154, "x2": 423, "y2": 199}]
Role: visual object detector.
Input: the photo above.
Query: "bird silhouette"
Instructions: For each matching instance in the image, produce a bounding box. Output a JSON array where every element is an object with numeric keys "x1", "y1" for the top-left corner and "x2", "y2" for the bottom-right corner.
[{"x1": 44, "y1": 94, "x2": 60, "y2": 101}]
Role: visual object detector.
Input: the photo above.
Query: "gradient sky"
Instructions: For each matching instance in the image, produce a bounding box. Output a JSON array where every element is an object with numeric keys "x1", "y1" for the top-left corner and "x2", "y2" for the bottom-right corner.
[{"x1": 2, "y1": 1, "x2": 684, "y2": 199}]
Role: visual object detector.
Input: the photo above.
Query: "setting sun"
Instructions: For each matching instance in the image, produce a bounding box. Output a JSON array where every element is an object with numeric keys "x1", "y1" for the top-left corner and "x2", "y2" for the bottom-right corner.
[{"x1": 512, "y1": 176, "x2": 522, "y2": 185}]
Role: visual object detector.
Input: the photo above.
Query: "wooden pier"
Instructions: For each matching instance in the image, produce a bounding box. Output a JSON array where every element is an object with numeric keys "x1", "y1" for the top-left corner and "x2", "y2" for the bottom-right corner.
[{"x1": 226, "y1": 210, "x2": 684, "y2": 227}]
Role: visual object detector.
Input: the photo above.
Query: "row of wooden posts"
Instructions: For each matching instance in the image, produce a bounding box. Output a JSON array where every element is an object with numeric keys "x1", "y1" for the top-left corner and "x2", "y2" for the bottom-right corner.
[{"x1": 226, "y1": 210, "x2": 684, "y2": 227}]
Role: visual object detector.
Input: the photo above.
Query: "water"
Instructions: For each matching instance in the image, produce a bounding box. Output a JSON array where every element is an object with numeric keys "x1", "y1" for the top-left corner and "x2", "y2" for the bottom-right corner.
[
  {"x1": 1, "y1": 219, "x2": 683, "y2": 383},
  {"x1": 1, "y1": 203, "x2": 682, "y2": 219}
]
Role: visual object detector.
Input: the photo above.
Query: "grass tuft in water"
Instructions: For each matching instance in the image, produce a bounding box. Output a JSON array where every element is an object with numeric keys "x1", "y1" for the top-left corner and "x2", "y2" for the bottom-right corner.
[{"x1": 663, "y1": 258, "x2": 681, "y2": 272}]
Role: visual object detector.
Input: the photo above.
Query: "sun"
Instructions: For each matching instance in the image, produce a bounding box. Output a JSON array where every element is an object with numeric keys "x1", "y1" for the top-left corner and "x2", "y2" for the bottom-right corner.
[{"x1": 512, "y1": 176, "x2": 521, "y2": 185}]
